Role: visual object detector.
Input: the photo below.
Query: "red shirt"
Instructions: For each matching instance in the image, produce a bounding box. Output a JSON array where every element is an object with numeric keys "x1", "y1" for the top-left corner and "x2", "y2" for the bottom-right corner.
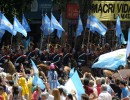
[
  {"x1": 96, "y1": 85, "x2": 101, "y2": 95},
  {"x1": 84, "y1": 85, "x2": 94, "y2": 95},
  {"x1": 0, "y1": 95, "x2": 4, "y2": 100}
]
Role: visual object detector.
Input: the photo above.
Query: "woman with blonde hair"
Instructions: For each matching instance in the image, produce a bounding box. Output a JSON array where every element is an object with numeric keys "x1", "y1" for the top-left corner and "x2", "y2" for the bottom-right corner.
[{"x1": 52, "y1": 88, "x2": 60, "y2": 100}]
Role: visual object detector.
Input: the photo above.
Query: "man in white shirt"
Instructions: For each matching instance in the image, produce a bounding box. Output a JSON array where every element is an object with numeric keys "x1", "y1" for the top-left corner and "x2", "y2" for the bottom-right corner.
[{"x1": 98, "y1": 84, "x2": 112, "y2": 100}]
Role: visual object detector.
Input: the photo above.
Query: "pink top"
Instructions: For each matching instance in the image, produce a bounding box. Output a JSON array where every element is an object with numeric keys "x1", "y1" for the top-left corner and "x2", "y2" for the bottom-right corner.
[{"x1": 32, "y1": 90, "x2": 39, "y2": 100}]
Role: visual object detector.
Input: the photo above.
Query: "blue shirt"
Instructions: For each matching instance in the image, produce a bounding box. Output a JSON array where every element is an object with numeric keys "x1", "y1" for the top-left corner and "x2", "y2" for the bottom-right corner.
[{"x1": 121, "y1": 87, "x2": 129, "y2": 99}]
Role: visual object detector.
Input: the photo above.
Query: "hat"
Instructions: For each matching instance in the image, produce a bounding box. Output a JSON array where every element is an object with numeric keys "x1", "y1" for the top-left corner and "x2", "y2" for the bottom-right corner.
[{"x1": 50, "y1": 63, "x2": 55, "y2": 69}]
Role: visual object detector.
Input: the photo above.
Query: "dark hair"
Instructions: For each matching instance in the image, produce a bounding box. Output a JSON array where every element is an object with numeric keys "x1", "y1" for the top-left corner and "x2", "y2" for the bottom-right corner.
[
  {"x1": 84, "y1": 78, "x2": 89, "y2": 86},
  {"x1": 120, "y1": 80, "x2": 127, "y2": 86},
  {"x1": 101, "y1": 78, "x2": 106, "y2": 84},
  {"x1": 25, "y1": 68, "x2": 31, "y2": 74},
  {"x1": 12, "y1": 85, "x2": 19, "y2": 95},
  {"x1": 67, "y1": 94, "x2": 73, "y2": 100},
  {"x1": 58, "y1": 88, "x2": 63, "y2": 94},
  {"x1": 8, "y1": 80, "x2": 14, "y2": 86},
  {"x1": 115, "y1": 79, "x2": 120, "y2": 85},
  {"x1": 81, "y1": 94, "x2": 89, "y2": 100}
]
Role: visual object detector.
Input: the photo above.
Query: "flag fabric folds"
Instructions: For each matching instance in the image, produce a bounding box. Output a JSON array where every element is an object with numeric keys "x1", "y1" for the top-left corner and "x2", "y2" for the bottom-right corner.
[
  {"x1": 13, "y1": 16, "x2": 27, "y2": 37},
  {"x1": 0, "y1": 29, "x2": 5, "y2": 43},
  {"x1": 69, "y1": 68, "x2": 75, "y2": 78},
  {"x1": 30, "y1": 59, "x2": 39, "y2": 74},
  {"x1": 116, "y1": 16, "x2": 126, "y2": 44},
  {"x1": 92, "y1": 49, "x2": 126, "y2": 70},
  {"x1": 32, "y1": 74, "x2": 45, "y2": 90},
  {"x1": 76, "y1": 15, "x2": 83, "y2": 37},
  {"x1": 65, "y1": 71, "x2": 85, "y2": 100},
  {"x1": 0, "y1": 29, "x2": 5, "y2": 38},
  {"x1": 57, "y1": 14, "x2": 63, "y2": 38},
  {"x1": 51, "y1": 13, "x2": 64, "y2": 31},
  {"x1": 40, "y1": 14, "x2": 54, "y2": 35},
  {"x1": 0, "y1": 13, "x2": 16, "y2": 35},
  {"x1": 22, "y1": 14, "x2": 31, "y2": 32},
  {"x1": 126, "y1": 28, "x2": 130, "y2": 57},
  {"x1": 86, "y1": 15, "x2": 107, "y2": 36},
  {"x1": 24, "y1": 37, "x2": 30, "y2": 52}
]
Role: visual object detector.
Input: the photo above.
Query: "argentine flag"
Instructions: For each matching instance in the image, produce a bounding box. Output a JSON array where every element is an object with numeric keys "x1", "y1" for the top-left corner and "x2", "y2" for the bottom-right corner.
[
  {"x1": 69, "y1": 68, "x2": 75, "y2": 78},
  {"x1": 126, "y1": 28, "x2": 130, "y2": 57},
  {"x1": 0, "y1": 29, "x2": 5, "y2": 43},
  {"x1": 76, "y1": 15, "x2": 83, "y2": 37},
  {"x1": 0, "y1": 14, "x2": 16, "y2": 35},
  {"x1": 0, "y1": 29, "x2": 5, "y2": 38},
  {"x1": 32, "y1": 74, "x2": 45, "y2": 90},
  {"x1": 22, "y1": 14, "x2": 31, "y2": 32},
  {"x1": 14, "y1": 16, "x2": 27, "y2": 37},
  {"x1": 31, "y1": 59, "x2": 39, "y2": 74},
  {"x1": 51, "y1": 13, "x2": 64, "y2": 31},
  {"x1": 65, "y1": 71, "x2": 85, "y2": 100},
  {"x1": 92, "y1": 49, "x2": 126, "y2": 70}
]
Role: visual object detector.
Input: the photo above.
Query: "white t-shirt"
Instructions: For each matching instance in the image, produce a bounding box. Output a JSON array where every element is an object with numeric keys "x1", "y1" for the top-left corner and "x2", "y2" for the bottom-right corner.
[{"x1": 98, "y1": 91, "x2": 112, "y2": 100}]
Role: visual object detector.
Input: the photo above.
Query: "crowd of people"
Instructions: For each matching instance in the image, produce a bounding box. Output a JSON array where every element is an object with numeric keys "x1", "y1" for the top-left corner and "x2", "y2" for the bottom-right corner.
[{"x1": 0, "y1": 38, "x2": 130, "y2": 100}]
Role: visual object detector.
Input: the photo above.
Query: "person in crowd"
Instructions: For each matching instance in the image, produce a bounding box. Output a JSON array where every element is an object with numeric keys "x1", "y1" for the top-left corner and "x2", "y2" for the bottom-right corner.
[
  {"x1": 81, "y1": 94, "x2": 89, "y2": 100},
  {"x1": 58, "y1": 87, "x2": 66, "y2": 100},
  {"x1": 110, "y1": 78, "x2": 122, "y2": 99},
  {"x1": 51, "y1": 88, "x2": 60, "y2": 100},
  {"x1": 101, "y1": 77, "x2": 115, "y2": 96},
  {"x1": 96, "y1": 77, "x2": 101, "y2": 95},
  {"x1": 119, "y1": 80, "x2": 130, "y2": 100},
  {"x1": 47, "y1": 63, "x2": 58, "y2": 89},
  {"x1": 98, "y1": 84, "x2": 112, "y2": 100},
  {"x1": 83, "y1": 78, "x2": 97, "y2": 100}
]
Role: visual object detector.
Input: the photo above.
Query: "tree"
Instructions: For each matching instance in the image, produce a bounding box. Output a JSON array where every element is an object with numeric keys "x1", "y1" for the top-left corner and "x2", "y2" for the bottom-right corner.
[{"x1": 0, "y1": 0, "x2": 33, "y2": 20}]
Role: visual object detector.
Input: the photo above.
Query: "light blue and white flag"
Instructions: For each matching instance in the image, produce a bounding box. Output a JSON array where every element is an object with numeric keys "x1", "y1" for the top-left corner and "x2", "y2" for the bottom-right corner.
[
  {"x1": 32, "y1": 74, "x2": 45, "y2": 90},
  {"x1": 0, "y1": 29, "x2": 5, "y2": 43},
  {"x1": 40, "y1": 14, "x2": 54, "y2": 35},
  {"x1": 51, "y1": 13, "x2": 64, "y2": 31},
  {"x1": 22, "y1": 14, "x2": 31, "y2": 32},
  {"x1": 116, "y1": 16, "x2": 126, "y2": 45},
  {"x1": 92, "y1": 49, "x2": 126, "y2": 70},
  {"x1": 76, "y1": 15, "x2": 83, "y2": 37},
  {"x1": 24, "y1": 37, "x2": 30, "y2": 52},
  {"x1": 65, "y1": 71, "x2": 85, "y2": 100},
  {"x1": 86, "y1": 15, "x2": 107, "y2": 36},
  {"x1": 69, "y1": 68, "x2": 75, "y2": 78},
  {"x1": 57, "y1": 14, "x2": 63, "y2": 38},
  {"x1": 14, "y1": 16, "x2": 27, "y2": 37},
  {"x1": 0, "y1": 13, "x2": 16, "y2": 35},
  {"x1": 30, "y1": 59, "x2": 38, "y2": 74},
  {"x1": 126, "y1": 28, "x2": 130, "y2": 57},
  {"x1": 0, "y1": 29, "x2": 5, "y2": 38}
]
